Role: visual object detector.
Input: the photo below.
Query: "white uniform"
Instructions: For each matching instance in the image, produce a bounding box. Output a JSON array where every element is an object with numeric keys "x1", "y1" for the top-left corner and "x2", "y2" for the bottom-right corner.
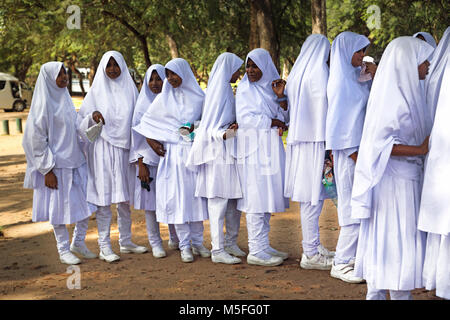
[
  {"x1": 235, "y1": 48, "x2": 289, "y2": 260},
  {"x1": 129, "y1": 64, "x2": 179, "y2": 249},
  {"x1": 351, "y1": 37, "x2": 434, "y2": 299},
  {"x1": 77, "y1": 51, "x2": 140, "y2": 251},
  {"x1": 23, "y1": 61, "x2": 92, "y2": 257},
  {"x1": 325, "y1": 31, "x2": 371, "y2": 265},
  {"x1": 418, "y1": 27, "x2": 450, "y2": 300},
  {"x1": 284, "y1": 34, "x2": 330, "y2": 257},
  {"x1": 133, "y1": 58, "x2": 208, "y2": 252},
  {"x1": 186, "y1": 53, "x2": 244, "y2": 256}
]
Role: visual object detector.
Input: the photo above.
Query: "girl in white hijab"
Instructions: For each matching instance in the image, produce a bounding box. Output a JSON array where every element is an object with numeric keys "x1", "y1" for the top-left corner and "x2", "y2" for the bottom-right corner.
[
  {"x1": 129, "y1": 64, "x2": 179, "y2": 259},
  {"x1": 423, "y1": 27, "x2": 450, "y2": 129},
  {"x1": 284, "y1": 34, "x2": 335, "y2": 271},
  {"x1": 23, "y1": 62, "x2": 95, "y2": 265},
  {"x1": 418, "y1": 30, "x2": 450, "y2": 300},
  {"x1": 234, "y1": 48, "x2": 289, "y2": 267},
  {"x1": 133, "y1": 58, "x2": 209, "y2": 263},
  {"x1": 413, "y1": 31, "x2": 437, "y2": 48},
  {"x1": 351, "y1": 37, "x2": 433, "y2": 300},
  {"x1": 186, "y1": 52, "x2": 245, "y2": 265},
  {"x1": 77, "y1": 51, "x2": 147, "y2": 263},
  {"x1": 325, "y1": 31, "x2": 372, "y2": 283}
]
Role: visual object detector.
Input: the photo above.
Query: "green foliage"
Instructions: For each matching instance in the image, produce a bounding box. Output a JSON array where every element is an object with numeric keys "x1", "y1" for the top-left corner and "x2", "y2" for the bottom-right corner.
[{"x1": 0, "y1": 0, "x2": 448, "y2": 86}]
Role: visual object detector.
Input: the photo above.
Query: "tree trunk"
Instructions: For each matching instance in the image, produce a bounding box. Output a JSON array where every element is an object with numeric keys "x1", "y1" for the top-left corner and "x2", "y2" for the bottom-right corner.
[
  {"x1": 166, "y1": 33, "x2": 179, "y2": 59},
  {"x1": 250, "y1": 0, "x2": 279, "y2": 72},
  {"x1": 14, "y1": 57, "x2": 32, "y2": 82},
  {"x1": 249, "y1": 0, "x2": 260, "y2": 50},
  {"x1": 311, "y1": 0, "x2": 327, "y2": 36}
]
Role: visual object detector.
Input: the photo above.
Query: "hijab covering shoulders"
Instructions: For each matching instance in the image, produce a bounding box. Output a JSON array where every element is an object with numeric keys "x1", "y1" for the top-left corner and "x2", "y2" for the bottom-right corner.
[
  {"x1": 129, "y1": 64, "x2": 165, "y2": 164},
  {"x1": 413, "y1": 31, "x2": 437, "y2": 48},
  {"x1": 23, "y1": 62, "x2": 85, "y2": 188},
  {"x1": 186, "y1": 52, "x2": 243, "y2": 166},
  {"x1": 133, "y1": 58, "x2": 205, "y2": 144},
  {"x1": 78, "y1": 51, "x2": 139, "y2": 150},
  {"x1": 235, "y1": 48, "x2": 286, "y2": 158},
  {"x1": 419, "y1": 49, "x2": 450, "y2": 235},
  {"x1": 424, "y1": 27, "x2": 450, "y2": 128},
  {"x1": 325, "y1": 31, "x2": 371, "y2": 150},
  {"x1": 286, "y1": 34, "x2": 330, "y2": 144},
  {"x1": 351, "y1": 37, "x2": 434, "y2": 219}
]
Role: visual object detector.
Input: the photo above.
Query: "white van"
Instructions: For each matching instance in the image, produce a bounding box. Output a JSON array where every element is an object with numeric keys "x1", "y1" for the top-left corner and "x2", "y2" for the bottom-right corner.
[{"x1": 0, "y1": 72, "x2": 32, "y2": 112}]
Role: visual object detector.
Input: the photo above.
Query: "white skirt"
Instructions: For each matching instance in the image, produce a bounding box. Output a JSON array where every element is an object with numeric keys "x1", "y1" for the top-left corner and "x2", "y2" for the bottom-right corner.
[
  {"x1": 155, "y1": 142, "x2": 208, "y2": 224},
  {"x1": 236, "y1": 131, "x2": 289, "y2": 214},
  {"x1": 129, "y1": 163, "x2": 157, "y2": 211},
  {"x1": 284, "y1": 142, "x2": 327, "y2": 205},
  {"x1": 354, "y1": 160, "x2": 426, "y2": 291},
  {"x1": 423, "y1": 233, "x2": 450, "y2": 299},
  {"x1": 32, "y1": 163, "x2": 92, "y2": 225},
  {"x1": 195, "y1": 158, "x2": 242, "y2": 199},
  {"x1": 85, "y1": 137, "x2": 132, "y2": 207}
]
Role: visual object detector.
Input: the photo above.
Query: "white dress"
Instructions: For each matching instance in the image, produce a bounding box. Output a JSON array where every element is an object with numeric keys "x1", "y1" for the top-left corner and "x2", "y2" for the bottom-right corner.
[{"x1": 23, "y1": 61, "x2": 92, "y2": 225}]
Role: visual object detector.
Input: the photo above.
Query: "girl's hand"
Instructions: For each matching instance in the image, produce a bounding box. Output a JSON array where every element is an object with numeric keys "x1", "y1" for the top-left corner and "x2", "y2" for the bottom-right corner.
[
  {"x1": 45, "y1": 170, "x2": 58, "y2": 189},
  {"x1": 137, "y1": 158, "x2": 150, "y2": 183},
  {"x1": 419, "y1": 136, "x2": 430, "y2": 155},
  {"x1": 92, "y1": 111, "x2": 105, "y2": 125},
  {"x1": 271, "y1": 79, "x2": 286, "y2": 98},
  {"x1": 146, "y1": 138, "x2": 166, "y2": 157},
  {"x1": 223, "y1": 123, "x2": 239, "y2": 140}
]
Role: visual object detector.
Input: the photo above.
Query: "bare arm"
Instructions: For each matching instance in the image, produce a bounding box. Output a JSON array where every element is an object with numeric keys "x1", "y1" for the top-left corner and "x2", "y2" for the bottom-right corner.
[{"x1": 391, "y1": 136, "x2": 429, "y2": 157}]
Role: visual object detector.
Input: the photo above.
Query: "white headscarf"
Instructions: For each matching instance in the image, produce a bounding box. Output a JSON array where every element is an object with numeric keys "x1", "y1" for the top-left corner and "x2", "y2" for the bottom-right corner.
[
  {"x1": 129, "y1": 64, "x2": 165, "y2": 164},
  {"x1": 325, "y1": 31, "x2": 371, "y2": 150},
  {"x1": 413, "y1": 31, "x2": 437, "y2": 48},
  {"x1": 133, "y1": 58, "x2": 205, "y2": 144},
  {"x1": 186, "y1": 52, "x2": 243, "y2": 166},
  {"x1": 418, "y1": 57, "x2": 450, "y2": 235},
  {"x1": 286, "y1": 34, "x2": 330, "y2": 144},
  {"x1": 234, "y1": 48, "x2": 286, "y2": 158},
  {"x1": 23, "y1": 62, "x2": 85, "y2": 188},
  {"x1": 78, "y1": 51, "x2": 139, "y2": 149},
  {"x1": 424, "y1": 27, "x2": 450, "y2": 128},
  {"x1": 351, "y1": 37, "x2": 434, "y2": 219}
]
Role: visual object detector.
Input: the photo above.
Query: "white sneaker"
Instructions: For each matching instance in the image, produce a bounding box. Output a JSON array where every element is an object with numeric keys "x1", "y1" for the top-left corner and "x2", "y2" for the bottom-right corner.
[
  {"x1": 318, "y1": 244, "x2": 335, "y2": 257},
  {"x1": 119, "y1": 242, "x2": 148, "y2": 254},
  {"x1": 300, "y1": 252, "x2": 333, "y2": 270},
  {"x1": 192, "y1": 244, "x2": 211, "y2": 258},
  {"x1": 181, "y1": 248, "x2": 194, "y2": 263},
  {"x1": 168, "y1": 240, "x2": 179, "y2": 250},
  {"x1": 247, "y1": 254, "x2": 283, "y2": 267},
  {"x1": 152, "y1": 246, "x2": 166, "y2": 259},
  {"x1": 265, "y1": 247, "x2": 289, "y2": 260},
  {"x1": 212, "y1": 251, "x2": 242, "y2": 264},
  {"x1": 60, "y1": 251, "x2": 82, "y2": 265},
  {"x1": 70, "y1": 243, "x2": 97, "y2": 259},
  {"x1": 330, "y1": 263, "x2": 365, "y2": 283},
  {"x1": 99, "y1": 248, "x2": 120, "y2": 263},
  {"x1": 225, "y1": 245, "x2": 246, "y2": 257}
]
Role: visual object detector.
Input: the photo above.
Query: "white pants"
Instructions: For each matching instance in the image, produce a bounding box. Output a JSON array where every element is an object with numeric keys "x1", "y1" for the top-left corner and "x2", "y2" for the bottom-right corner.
[
  {"x1": 367, "y1": 285, "x2": 413, "y2": 300},
  {"x1": 52, "y1": 217, "x2": 90, "y2": 255},
  {"x1": 334, "y1": 223, "x2": 360, "y2": 265},
  {"x1": 95, "y1": 202, "x2": 134, "y2": 250},
  {"x1": 208, "y1": 198, "x2": 241, "y2": 255},
  {"x1": 174, "y1": 221, "x2": 205, "y2": 251},
  {"x1": 145, "y1": 210, "x2": 179, "y2": 248},
  {"x1": 300, "y1": 201, "x2": 323, "y2": 257},
  {"x1": 246, "y1": 212, "x2": 272, "y2": 257}
]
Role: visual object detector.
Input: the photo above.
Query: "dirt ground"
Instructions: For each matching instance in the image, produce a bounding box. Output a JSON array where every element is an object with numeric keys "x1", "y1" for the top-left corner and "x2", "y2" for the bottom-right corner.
[{"x1": 0, "y1": 111, "x2": 441, "y2": 301}]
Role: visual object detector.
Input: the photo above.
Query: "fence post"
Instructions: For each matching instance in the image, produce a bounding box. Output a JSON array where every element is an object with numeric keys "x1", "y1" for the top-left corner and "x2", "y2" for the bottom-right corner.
[
  {"x1": 1, "y1": 120, "x2": 9, "y2": 135},
  {"x1": 16, "y1": 118, "x2": 23, "y2": 133}
]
